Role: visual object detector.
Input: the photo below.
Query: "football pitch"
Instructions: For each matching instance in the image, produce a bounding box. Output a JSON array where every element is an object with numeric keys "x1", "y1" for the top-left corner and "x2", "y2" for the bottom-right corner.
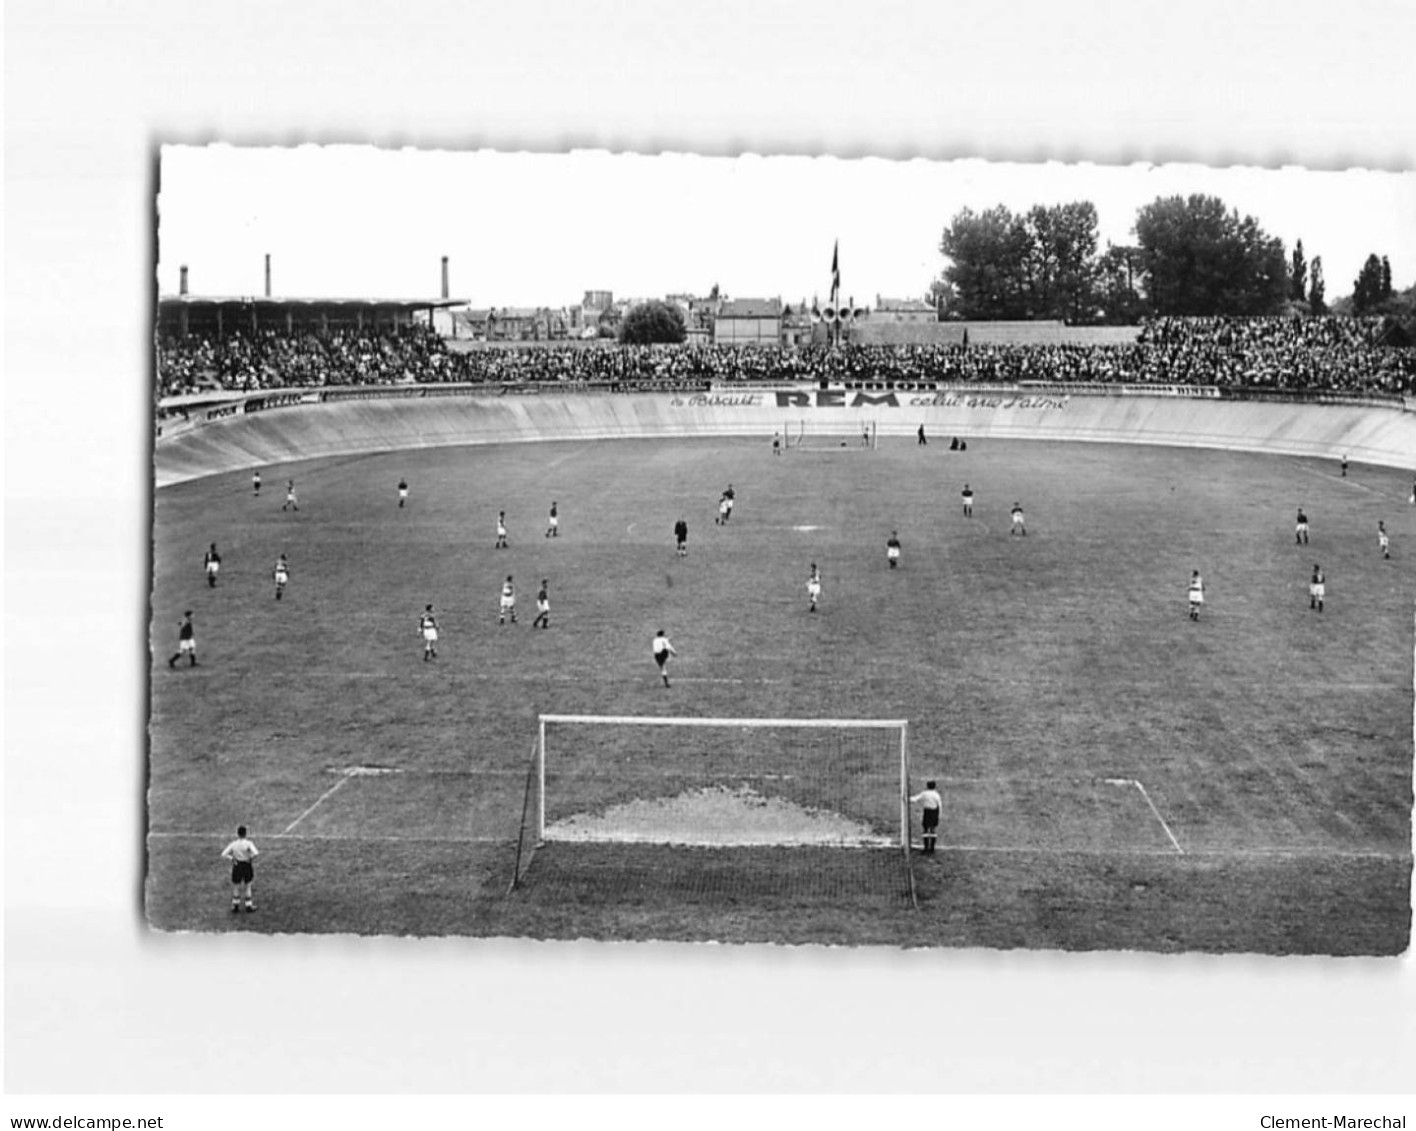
[{"x1": 146, "y1": 435, "x2": 1414, "y2": 953}]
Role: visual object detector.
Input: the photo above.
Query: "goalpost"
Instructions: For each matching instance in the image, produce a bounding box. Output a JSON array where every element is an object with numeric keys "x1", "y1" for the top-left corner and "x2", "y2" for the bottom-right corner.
[
  {"x1": 791, "y1": 419, "x2": 877, "y2": 450},
  {"x1": 510, "y1": 714, "x2": 917, "y2": 909}
]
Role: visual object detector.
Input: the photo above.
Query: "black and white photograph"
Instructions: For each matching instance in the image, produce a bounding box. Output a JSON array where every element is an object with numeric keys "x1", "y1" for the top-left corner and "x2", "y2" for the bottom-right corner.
[
  {"x1": 148, "y1": 145, "x2": 1415, "y2": 956},
  {"x1": 6, "y1": 0, "x2": 1416, "y2": 1118}
]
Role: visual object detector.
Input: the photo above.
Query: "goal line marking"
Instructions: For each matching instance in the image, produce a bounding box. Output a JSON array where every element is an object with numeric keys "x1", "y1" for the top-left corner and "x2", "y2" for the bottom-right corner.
[
  {"x1": 926, "y1": 843, "x2": 1406, "y2": 861},
  {"x1": 149, "y1": 831, "x2": 506, "y2": 844},
  {"x1": 145, "y1": 829, "x2": 1408, "y2": 860}
]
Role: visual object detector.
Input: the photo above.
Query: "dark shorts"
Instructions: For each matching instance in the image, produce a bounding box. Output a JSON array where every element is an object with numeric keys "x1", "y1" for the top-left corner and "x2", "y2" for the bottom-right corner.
[
  {"x1": 231, "y1": 860, "x2": 254, "y2": 884},
  {"x1": 921, "y1": 809, "x2": 940, "y2": 831},
  {"x1": 655, "y1": 652, "x2": 669, "y2": 667}
]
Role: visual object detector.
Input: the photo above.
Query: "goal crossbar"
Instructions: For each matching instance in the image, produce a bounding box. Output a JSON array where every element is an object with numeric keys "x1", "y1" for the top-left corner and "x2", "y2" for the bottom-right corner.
[{"x1": 539, "y1": 714, "x2": 909, "y2": 729}]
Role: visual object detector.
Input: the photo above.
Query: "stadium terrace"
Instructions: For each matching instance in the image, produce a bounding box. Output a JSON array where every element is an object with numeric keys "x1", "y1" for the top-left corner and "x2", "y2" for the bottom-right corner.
[{"x1": 156, "y1": 313, "x2": 1416, "y2": 405}]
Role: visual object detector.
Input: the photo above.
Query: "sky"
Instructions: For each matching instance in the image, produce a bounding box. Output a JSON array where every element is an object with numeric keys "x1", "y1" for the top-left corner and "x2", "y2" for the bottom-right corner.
[{"x1": 156, "y1": 146, "x2": 1416, "y2": 311}]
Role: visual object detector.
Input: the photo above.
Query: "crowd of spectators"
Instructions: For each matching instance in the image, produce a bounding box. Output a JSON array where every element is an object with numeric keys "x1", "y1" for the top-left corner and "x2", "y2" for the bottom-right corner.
[{"x1": 158, "y1": 316, "x2": 1416, "y2": 399}]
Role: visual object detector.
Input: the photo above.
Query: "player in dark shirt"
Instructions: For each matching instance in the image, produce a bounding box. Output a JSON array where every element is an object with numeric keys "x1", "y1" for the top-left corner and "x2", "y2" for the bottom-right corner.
[{"x1": 168, "y1": 611, "x2": 197, "y2": 668}]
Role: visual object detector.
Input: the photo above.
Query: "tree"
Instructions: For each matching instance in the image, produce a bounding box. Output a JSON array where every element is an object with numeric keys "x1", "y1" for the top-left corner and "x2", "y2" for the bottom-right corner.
[
  {"x1": 1289, "y1": 240, "x2": 1307, "y2": 302},
  {"x1": 939, "y1": 201, "x2": 1101, "y2": 320},
  {"x1": 1021, "y1": 201, "x2": 1101, "y2": 322},
  {"x1": 618, "y1": 300, "x2": 687, "y2": 345},
  {"x1": 938, "y1": 205, "x2": 1033, "y2": 319},
  {"x1": 1308, "y1": 256, "x2": 1326, "y2": 314},
  {"x1": 1096, "y1": 244, "x2": 1148, "y2": 324},
  {"x1": 1132, "y1": 194, "x2": 1289, "y2": 316},
  {"x1": 1353, "y1": 253, "x2": 1386, "y2": 314},
  {"x1": 928, "y1": 276, "x2": 959, "y2": 318}
]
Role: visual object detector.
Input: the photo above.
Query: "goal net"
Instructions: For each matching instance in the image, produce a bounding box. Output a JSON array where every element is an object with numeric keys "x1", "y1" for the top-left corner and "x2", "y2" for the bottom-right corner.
[
  {"x1": 791, "y1": 419, "x2": 877, "y2": 450},
  {"x1": 510, "y1": 715, "x2": 917, "y2": 911}
]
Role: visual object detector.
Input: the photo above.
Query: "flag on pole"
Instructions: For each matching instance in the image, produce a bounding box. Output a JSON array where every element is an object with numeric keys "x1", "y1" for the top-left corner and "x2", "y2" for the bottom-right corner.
[{"x1": 830, "y1": 240, "x2": 840, "y2": 305}]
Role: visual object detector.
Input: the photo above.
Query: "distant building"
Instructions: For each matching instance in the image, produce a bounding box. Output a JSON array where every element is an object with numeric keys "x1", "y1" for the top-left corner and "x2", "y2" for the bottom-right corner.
[
  {"x1": 667, "y1": 293, "x2": 718, "y2": 345},
  {"x1": 450, "y1": 308, "x2": 494, "y2": 340},
  {"x1": 714, "y1": 297, "x2": 782, "y2": 346},
  {"x1": 874, "y1": 296, "x2": 936, "y2": 324},
  {"x1": 580, "y1": 290, "x2": 614, "y2": 332},
  {"x1": 780, "y1": 303, "x2": 814, "y2": 348}
]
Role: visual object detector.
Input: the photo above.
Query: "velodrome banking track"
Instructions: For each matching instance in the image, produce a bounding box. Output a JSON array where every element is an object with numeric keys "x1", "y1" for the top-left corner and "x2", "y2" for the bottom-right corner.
[{"x1": 155, "y1": 381, "x2": 1416, "y2": 488}]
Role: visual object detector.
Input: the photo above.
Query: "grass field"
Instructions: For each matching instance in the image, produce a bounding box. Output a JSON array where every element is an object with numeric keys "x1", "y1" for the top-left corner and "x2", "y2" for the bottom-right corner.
[{"x1": 146, "y1": 435, "x2": 1414, "y2": 953}]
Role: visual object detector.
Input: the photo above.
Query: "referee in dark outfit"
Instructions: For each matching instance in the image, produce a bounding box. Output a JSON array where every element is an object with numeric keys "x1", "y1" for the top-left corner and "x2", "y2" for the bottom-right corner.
[{"x1": 911, "y1": 780, "x2": 943, "y2": 855}]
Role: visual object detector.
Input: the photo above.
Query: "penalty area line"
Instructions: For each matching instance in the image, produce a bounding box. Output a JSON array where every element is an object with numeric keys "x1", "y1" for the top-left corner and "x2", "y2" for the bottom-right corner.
[
  {"x1": 1104, "y1": 778, "x2": 1183, "y2": 854},
  {"x1": 282, "y1": 774, "x2": 354, "y2": 834}
]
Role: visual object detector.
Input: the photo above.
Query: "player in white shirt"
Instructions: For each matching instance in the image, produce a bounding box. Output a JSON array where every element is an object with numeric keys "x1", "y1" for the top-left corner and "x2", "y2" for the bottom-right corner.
[
  {"x1": 1188, "y1": 570, "x2": 1205, "y2": 621},
  {"x1": 910, "y1": 781, "x2": 943, "y2": 855},
  {"x1": 495, "y1": 511, "x2": 509, "y2": 549},
  {"x1": 533, "y1": 580, "x2": 551, "y2": 629},
  {"x1": 283, "y1": 480, "x2": 298, "y2": 511},
  {"x1": 806, "y1": 564, "x2": 822, "y2": 612},
  {"x1": 1010, "y1": 503, "x2": 1026, "y2": 535},
  {"x1": 220, "y1": 825, "x2": 259, "y2": 913},
  {"x1": 419, "y1": 604, "x2": 439, "y2": 660},
  {"x1": 1378, "y1": 521, "x2": 1390, "y2": 559},
  {"x1": 652, "y1": 629, "x2": 677, "y2": 687},
  {"x1": 1309, "y1": 564, "x2": 1325, "y2": 613},
  {"x1": 499, "y1": 575, "x2": 517, "y2": 625},
  {"x1": 273, "y1": 553, "x2": 290, "y2": 600}
]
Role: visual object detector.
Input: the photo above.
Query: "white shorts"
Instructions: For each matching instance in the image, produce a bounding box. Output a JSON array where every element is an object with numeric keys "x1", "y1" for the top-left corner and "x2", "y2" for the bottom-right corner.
[
  {"x1": 887, "y1": 547, "x2": 900, "y2": 560},
  {"x1": 548, "y1": 517, "x2": 558, "y2": 529},
  {"x1": 807, "y1": 582, "x2": 821, "y2": 598},
  {"x1": 1379, "y1": 535, "x2": 1389, "y2": 548},
  {"x1": 206, "y1": 563, "x2": 219, "y2": 575},
  {"x1": 275, "y1": 570, "x2": 288, "y2": 584},
  {"x1": 537, "y1": 600, "x2": 549, "y2": 613},
  {"x1": 422, "y1": 627, "x2": 438, "y2": 642},
  {"x1": 500, "y1": 596, "x2": 515, "y2": 610},
  {"x1": 1012, "y1": 515, "x2": 1024, "y2": 525},
  {"x1": 1310, "y1": 583, "x2": 1325, "y2": 597},
  {"x1": 399, "y1": 489, "x2": 408, "y2": 499},
  {"x1": 1189, "y1": 590, "x2": 1204, "y2": 604},
  {"x1": 178, "y1": 638, "x2": 196, "y2": 654}
]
